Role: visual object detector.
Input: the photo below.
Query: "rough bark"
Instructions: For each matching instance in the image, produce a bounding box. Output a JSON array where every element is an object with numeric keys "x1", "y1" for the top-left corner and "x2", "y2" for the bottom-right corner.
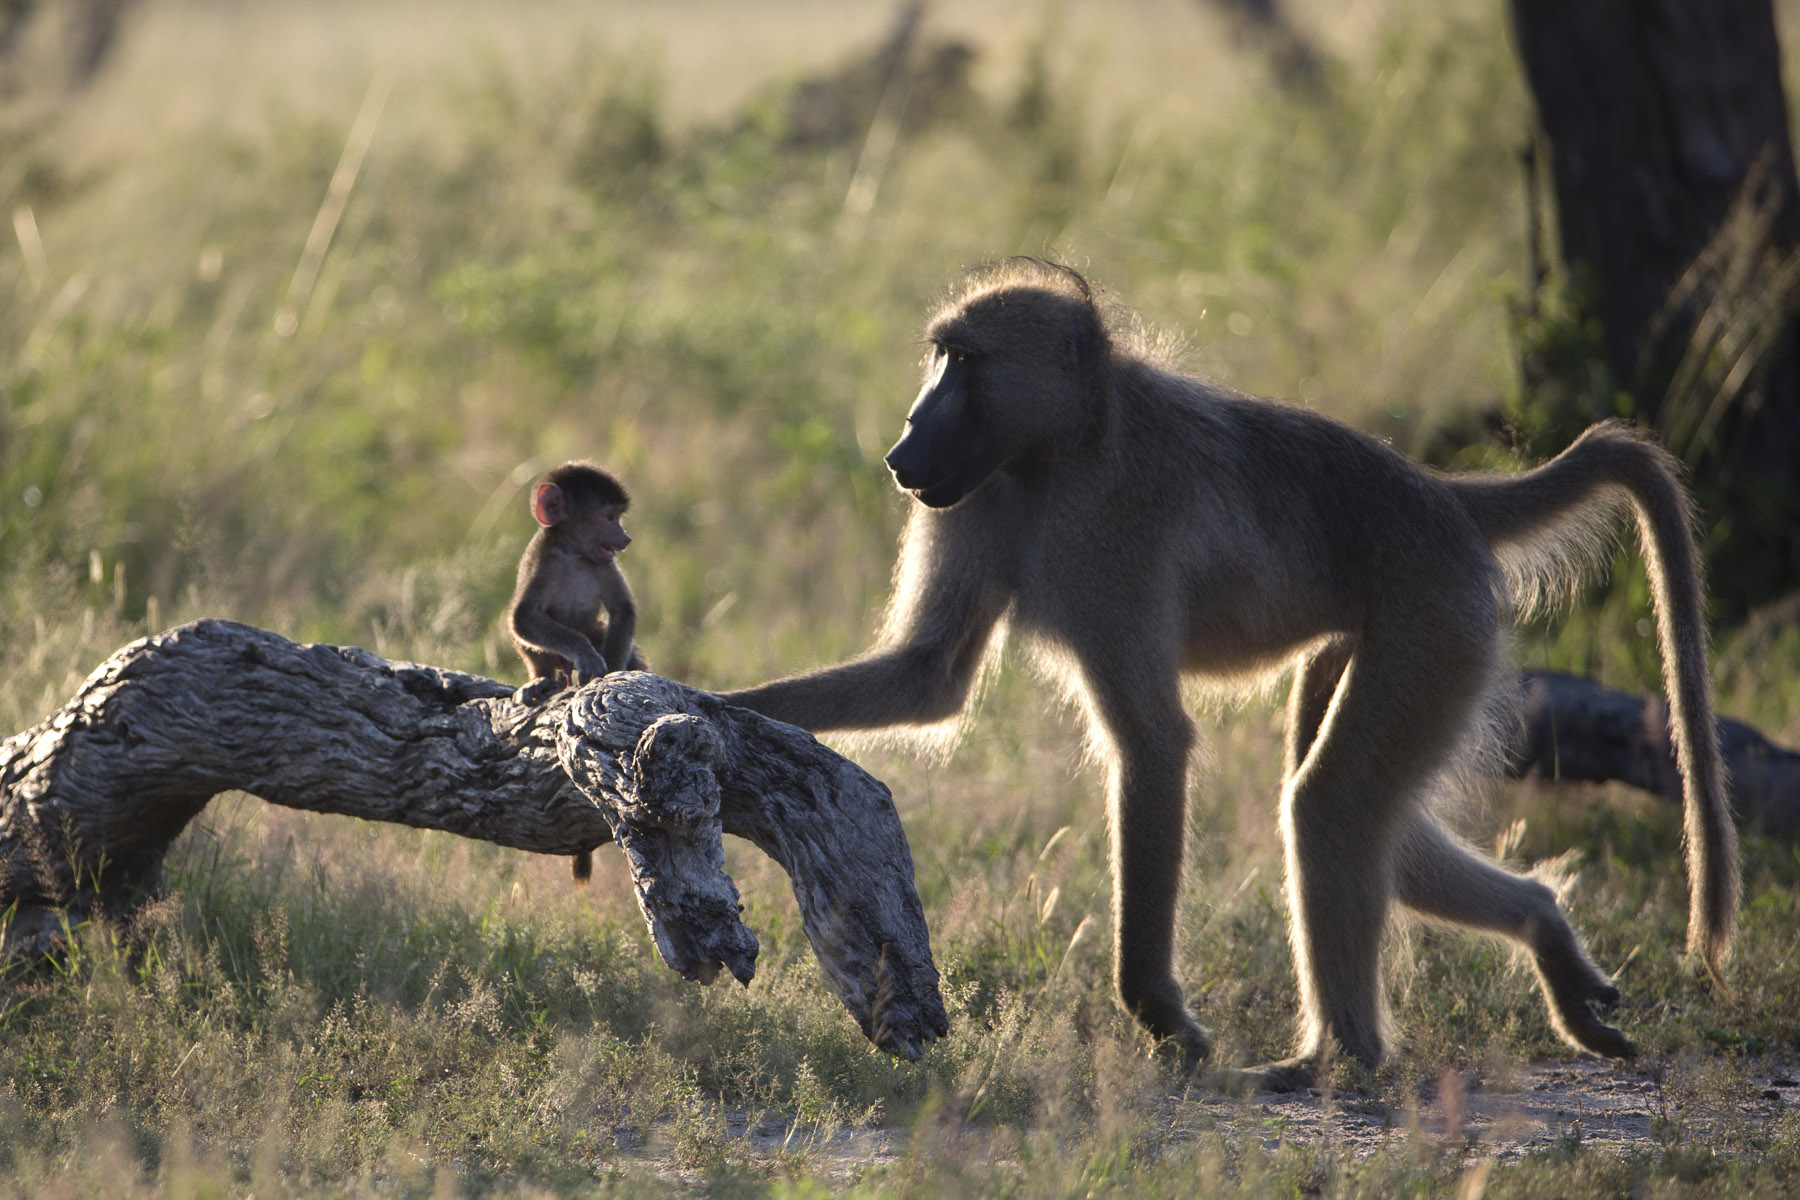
[
  {"x1": 1514, "y1": 669, "x2": 1800, "y2": 839},
  {"x1": 0, "y1": 619, "x2": 947, "y2": 1059},
  {"x1": 1510, "y1": 0, "x2": 1800, "y2": 615}
]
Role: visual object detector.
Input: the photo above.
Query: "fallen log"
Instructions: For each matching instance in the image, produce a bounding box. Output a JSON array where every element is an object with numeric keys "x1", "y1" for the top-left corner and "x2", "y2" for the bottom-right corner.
[
  {"x1": 1513, "y1": 670, "x2": 1800, "y2": 839},
  {"x1": 0, "y1": 619, "x2": 947, "y2": 1059}
]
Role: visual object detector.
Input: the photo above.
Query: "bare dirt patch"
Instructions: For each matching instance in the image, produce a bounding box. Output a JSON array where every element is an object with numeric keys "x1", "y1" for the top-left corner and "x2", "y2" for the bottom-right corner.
[
  {"x1": 620, "y1": 1057, "x2": 1800, "y2": 1186},
  {"x1": 1169, "y1": 1056, "x2": 1800, "y2": 1164}
]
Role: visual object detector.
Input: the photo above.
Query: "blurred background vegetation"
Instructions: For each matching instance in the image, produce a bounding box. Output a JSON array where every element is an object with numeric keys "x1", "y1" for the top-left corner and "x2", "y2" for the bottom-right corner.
[{"x1": 3, "y1": 0, "x2": 1799, "y2": 1194}]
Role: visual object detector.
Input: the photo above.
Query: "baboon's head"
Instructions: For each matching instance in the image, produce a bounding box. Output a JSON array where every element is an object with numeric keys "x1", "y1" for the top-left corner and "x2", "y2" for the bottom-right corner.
[
  {"x1": 886, "y1": 259, "x2": 1111, "y2": 508},
  {"x1": 532, "y1": 461, "x2": 633, "y2": 564}
]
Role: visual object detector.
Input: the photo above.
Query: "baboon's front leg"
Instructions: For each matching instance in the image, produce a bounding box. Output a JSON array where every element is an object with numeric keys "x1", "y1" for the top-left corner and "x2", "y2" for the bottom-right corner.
[{"x1": 1094, "y1": 674, "x2": 1210, "y2": 1069}]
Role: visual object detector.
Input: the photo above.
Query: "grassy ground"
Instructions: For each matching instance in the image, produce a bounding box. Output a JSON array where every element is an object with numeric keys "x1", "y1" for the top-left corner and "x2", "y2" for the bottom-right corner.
[{"x1": 4, "y1": 0, "x2": 1800, "y2": 1194}]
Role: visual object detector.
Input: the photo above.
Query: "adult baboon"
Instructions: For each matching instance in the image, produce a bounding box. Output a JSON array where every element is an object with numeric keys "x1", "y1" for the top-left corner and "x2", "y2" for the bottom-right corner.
[{"x1": 723, "y1": 260, "x2": 1735, "y2": 1088}]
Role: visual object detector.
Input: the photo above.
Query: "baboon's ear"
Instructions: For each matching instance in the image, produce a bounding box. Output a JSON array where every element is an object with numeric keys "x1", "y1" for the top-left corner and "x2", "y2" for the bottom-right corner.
[{"x1": 531, "y1": 482, "x2": 567, "y2": 527}]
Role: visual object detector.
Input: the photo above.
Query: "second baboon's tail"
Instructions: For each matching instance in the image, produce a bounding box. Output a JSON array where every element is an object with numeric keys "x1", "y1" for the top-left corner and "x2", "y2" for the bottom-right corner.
[{"x1": 1451, "y1": 421, "x2": 1737, "y2": 989}]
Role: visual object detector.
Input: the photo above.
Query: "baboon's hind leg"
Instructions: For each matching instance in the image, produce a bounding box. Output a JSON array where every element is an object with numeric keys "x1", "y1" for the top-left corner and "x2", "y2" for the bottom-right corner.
[
  {"x1": 1281, "y1": 609, "x2": 1502, "y2": 1073},
  {"x1": 1393, "y1": 815, "x2": 1634, "y2": 1059},
  {"x1": 1285, "y1": 636, "x2": 1354, "y2": 778},
  {"x1": 1287, "y1": 633, "x2": 1632, "y2": 1061}
]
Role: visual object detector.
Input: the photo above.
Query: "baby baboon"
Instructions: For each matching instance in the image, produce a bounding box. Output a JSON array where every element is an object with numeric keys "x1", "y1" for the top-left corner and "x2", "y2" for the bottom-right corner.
[
  {"x1": 508, "y1": 460, "x2": 648, "y2": 884},
  {"x1": 723, "y1": 259, "x2": 1735, "y2": 1089}
]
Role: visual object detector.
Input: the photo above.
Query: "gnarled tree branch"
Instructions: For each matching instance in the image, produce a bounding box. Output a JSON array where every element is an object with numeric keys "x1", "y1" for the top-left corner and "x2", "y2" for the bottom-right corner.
[
  {"x1": 1512, "y1": 669, "x2": 1800, "y2": 839},
  {"x1": 0, "y1": 619, "x2": 947, "y2": 1059}
]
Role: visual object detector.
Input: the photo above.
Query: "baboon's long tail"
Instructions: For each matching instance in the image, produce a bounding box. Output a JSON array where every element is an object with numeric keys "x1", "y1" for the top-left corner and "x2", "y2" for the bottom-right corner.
[{"x1": 1452, "y1": 421, "x2": 1737, "y2": 988}]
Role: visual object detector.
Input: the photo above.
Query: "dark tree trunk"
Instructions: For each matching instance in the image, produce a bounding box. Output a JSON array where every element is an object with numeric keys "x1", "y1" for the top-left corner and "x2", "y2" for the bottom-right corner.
[{"x1": 1510, "y1": 0, "x2": 1800, "y2": 618}]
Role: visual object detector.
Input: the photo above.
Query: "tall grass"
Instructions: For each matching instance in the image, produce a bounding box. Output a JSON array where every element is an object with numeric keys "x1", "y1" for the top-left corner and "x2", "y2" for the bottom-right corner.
[{"x1": 3, "y1": 0, "x2": 1798, "y2": 1194}]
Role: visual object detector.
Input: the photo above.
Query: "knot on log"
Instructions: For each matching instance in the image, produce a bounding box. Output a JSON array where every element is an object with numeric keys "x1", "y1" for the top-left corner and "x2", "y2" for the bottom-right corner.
[
  {"x1": 631, "y1": 713, "x2": 723, "y2": 831},
  {"x1": 555, "y1": 689, "x2": 753, "y2": 988}
]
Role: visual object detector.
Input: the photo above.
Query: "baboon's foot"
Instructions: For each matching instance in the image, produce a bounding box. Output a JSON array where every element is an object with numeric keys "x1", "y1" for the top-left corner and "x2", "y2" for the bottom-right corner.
[
  {"x1": 1544, "y1": 976, "x2": 1635, "y2": 1060},
  {"x1": 1209, "y1": 1056, "x2": 1318, "y2": 1096},
  {"x1": 511, "y1": 677, "x2": 566, "y2": 706},
  {"x1": 1538, "y1": 949, "x2": 1636, "y2": 1060}
]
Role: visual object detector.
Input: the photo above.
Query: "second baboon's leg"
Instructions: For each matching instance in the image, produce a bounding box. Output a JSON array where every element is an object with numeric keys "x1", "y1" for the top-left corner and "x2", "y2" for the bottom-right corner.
[
  {"x1": 1392, "y1": 814, "x2": 1634, "y2": 1058},
  {"x1": 1282, "y1": 616, "x2": 1493, "y2": 1066}
]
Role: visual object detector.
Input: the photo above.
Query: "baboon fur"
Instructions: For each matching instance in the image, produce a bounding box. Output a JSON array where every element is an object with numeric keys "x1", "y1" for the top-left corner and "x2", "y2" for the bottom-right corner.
[{"x1": 723, "y1": 260, "x2": 1736, "y2": 1087}]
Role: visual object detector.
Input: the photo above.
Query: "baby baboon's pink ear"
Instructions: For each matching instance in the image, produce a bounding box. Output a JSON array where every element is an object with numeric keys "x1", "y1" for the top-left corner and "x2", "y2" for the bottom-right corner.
[{"x1": 531, "y1": 482, "x2": 567, "y2": 527}]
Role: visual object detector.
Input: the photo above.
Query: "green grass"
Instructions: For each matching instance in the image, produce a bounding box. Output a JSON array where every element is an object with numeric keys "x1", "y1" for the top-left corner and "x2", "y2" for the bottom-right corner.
[{"x1": 4, "y1": 0, "x2": 1800, "y2": 1194}]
